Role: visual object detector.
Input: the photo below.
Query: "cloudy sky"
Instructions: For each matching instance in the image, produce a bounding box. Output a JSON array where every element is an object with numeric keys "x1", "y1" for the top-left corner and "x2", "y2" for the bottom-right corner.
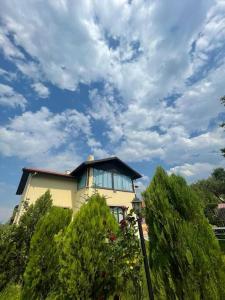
[{"x1": 0, "y1": 0, "x2": 225, "y2": 222}]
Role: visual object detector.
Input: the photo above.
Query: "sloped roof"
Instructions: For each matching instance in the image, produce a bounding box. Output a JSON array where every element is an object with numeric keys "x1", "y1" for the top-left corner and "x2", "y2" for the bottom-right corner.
[{"x1": 70, "y1": 156, "x2": 142, "y2": 180}]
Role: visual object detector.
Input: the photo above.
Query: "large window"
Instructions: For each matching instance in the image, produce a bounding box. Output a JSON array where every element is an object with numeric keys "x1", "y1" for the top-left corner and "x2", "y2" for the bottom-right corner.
[
  {"x1": 93, "y1": 168, "x2": 133, "y2": 192},
  {"x1": 114, "y1": 173, "x2": 133, "y2": 192},
  {"x1": 110, "y1": 206, "x2": 125, "y2": 223},
  {"x1": 93, "y1": 169, "x2": 112, "y2": 188},
  {"x1": 77, "y1": 171, "x2": 87, "y2": 189}
]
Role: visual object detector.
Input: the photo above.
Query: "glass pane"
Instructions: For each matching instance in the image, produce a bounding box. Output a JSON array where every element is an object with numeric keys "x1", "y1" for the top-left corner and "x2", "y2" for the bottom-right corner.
[
  {"x1": 113, "y1": 173, "x2": 132, "y2": 191},
  {"x1": 93, "y1": 169, "x2": 112, "y2": 189},
  {"x1": 78, "y1": 171, "x2": 87, "y2": 189}
]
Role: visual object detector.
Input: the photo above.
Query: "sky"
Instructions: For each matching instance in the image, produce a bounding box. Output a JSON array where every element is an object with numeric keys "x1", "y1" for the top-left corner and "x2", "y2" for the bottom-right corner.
[{"x1": 0, "y1": 0, "x2": 225, "y2": 222}]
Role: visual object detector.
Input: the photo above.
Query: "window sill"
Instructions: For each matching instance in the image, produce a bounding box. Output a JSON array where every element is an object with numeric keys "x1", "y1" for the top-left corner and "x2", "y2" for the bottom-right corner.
[{"x1": 91, "y1": 186, "x2": 134, "y2": 193}]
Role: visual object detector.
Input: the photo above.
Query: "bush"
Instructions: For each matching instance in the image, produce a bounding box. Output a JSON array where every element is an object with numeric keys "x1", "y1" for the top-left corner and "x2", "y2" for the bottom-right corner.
[
  {"x1": 22, "y1": 207, "x2": 72, "y2": 300},
  {"x1": 0, "y1": 284, "x2": 21, "y2": 300},
  {"x1": 143, "y1": 167, "x2": 225, "y2": 299},
  {"x1": 0, "y1": 190, "x2": 52, "y2": 291},
  {"x1": 57, "y1": 193, "x2": 119, "y2": 299}
]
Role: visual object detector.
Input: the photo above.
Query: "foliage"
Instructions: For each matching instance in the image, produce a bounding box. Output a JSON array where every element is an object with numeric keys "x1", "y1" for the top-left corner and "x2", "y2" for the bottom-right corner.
[
  {"x1": 22, "y1": 207, "x2": 72, "y2": 300},
  {"x1": 0, "y1": 190, "x2": 52, "y2": 291},
  {"x1": 0, "y1": 225, "x2": 18, "y2": 291},
  {"x1": 143, "y1": 167, "x2": 225, "y2": 300},
  {"x1": 106, "y1": 212, "x2": 143, "y2": 299},
  {"x1": 57, "y1": 193, "x2": 119, "y2": 299},
  {"x1": 0, "y1": 284, "x2": 21, "y2": 300}
]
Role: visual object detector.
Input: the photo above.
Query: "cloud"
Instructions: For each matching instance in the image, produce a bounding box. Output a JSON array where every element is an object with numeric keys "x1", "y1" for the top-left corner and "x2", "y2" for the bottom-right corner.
[
  {"x1": 168, "y1": 161, "x2": 225, "y2": 183},
  {"x1": 0, "y1": 107, "x2": 92, "y2": 170},
  {"x1": 31, "y1": 82, "x2": 50, "y2": 98},
  {"x1": 0, "y1": 83, "x2": 27, "y2": 109},
  {"x1": 0, "y1": 0, "x2": 225, "y2": 183}
]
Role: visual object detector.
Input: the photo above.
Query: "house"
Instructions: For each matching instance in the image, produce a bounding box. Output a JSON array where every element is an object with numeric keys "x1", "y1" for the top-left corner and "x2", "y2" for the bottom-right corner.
[{"x1": 14, "y1": 156, "x2": 142, "y2": 224}]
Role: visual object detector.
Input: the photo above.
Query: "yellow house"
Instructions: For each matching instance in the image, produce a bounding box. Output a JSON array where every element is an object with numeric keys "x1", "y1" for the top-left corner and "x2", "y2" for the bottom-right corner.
[{"x1": 14, "y1": 156, "x2": 142, "y2": 224}]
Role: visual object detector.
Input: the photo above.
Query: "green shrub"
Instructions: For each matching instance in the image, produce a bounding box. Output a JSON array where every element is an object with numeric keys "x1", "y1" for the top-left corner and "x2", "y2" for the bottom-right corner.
[
  {"x1": 57, "y1": 193, "x2": 119, "y2": 299},
  {"x1": 22, "y1": 207, "x2": 72, "y2": 300},
  {"x1": 0, "y1": 190, "x2": 52, "y2": 291},
  {"x1": 0, "y1": 284, "x2": 21, "y2": 300},
  {"x1": 143, "y1": 167, "x2": 225, "y2": 299}
]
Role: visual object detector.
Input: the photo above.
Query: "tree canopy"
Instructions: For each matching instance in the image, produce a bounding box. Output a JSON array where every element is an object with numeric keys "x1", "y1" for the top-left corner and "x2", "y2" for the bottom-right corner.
[
  {"x1": 143, "y1": 167, "x2": 225, "y2": 299},
  {"x1": 22, "y1": 207, "x2": 72, "y2": 300}
]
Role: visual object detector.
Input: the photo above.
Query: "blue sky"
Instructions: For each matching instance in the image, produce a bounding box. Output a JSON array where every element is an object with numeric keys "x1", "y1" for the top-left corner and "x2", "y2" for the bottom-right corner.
[{"x1": 0, "y1": 0, "x2": 225, "y2": 222}]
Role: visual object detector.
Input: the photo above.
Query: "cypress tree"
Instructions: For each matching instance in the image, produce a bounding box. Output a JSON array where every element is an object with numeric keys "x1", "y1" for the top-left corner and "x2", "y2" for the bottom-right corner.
[
  {"x1": 143, "y1": 167, "x2": 225, "y2": 300},
  {"x1": 57, "y1": 193, "x2": 119, "y2": 300},
  {"x1": 22, "y1": 206, "x2": 72, "y2": 300},
  {"x1": 0, "y1": 190, "x2": 52, "y2": 290}
]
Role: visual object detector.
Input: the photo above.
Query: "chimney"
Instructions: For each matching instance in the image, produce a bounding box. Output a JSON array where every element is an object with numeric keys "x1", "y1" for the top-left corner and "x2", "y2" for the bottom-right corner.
[{"x1": 87, "y1": 154, "x2": 94, "y2": 161}]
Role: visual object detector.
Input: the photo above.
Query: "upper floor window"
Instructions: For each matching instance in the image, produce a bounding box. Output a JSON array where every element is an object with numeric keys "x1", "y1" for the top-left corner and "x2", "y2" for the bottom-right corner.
[
  {"x1": 114, "y1": 173, "x2": 133, "y2": 192},
  {"x1": 77, "y1": 171, "x2": 87, "y2": 189},
  {"x1": 93, "y1": 168, "x2": 133, "y2": 192},
  {"x1": 93, "y1": 169, "x2": 112, "y2": 189}
]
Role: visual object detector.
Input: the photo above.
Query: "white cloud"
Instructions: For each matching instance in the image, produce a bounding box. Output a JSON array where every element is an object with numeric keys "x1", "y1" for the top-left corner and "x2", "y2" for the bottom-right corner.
[
  {"x1": 168, "y1": 161, "x2": 225, "y2": 183},
  {"x1": 0, "y1": 0, "x2": 224, "y2": 183},
  {"x1": 31, "y1": 82, "x2": 50, "y2": 98},
  {"x1": 0, "y1": 107, "x2": 92, "y2": 170},
  {"x1": 0, "y1": 83, "x2": 27, "y2": 109}
]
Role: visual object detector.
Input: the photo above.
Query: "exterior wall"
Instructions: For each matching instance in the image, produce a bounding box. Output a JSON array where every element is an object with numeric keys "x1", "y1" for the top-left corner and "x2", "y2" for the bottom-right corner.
[{"x1": 14, "y1": 174, "x2": 76, "y2": 224}]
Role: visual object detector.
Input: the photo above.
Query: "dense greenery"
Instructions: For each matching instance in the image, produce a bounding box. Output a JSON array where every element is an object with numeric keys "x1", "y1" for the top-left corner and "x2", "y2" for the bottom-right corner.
[
  {"x1": 144, "y1": 167, "x2": 225, "y2": 299},
  {"x1": 56, "y1": 193, "x2": 143, "y2": 300},
  {"x1": 0, "y1": 190, "x2": 52, "y2": 291},
  {"x1": 22, "y1": 206, "x2": 72, "y2": 300},
  {"x1": 57, "y1": 193, "x2": 119, "y2": 299},
  {"x1": 191, "y1": 168, "x2": 225, "y2": 225},
  {"x1": 191, "y1": 168, "x2": 225, "y2": 204}
]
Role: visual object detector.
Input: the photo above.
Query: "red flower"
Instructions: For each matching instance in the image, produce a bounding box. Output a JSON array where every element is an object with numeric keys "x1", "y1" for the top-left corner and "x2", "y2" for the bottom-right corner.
[{"x1": 109, "y1": 233, "x2": 117, "y2": 241}]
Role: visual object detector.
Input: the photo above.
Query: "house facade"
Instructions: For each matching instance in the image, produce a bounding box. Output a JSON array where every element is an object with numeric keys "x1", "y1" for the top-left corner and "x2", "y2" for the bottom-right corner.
[{"x1": 14, "y1": 156, "x2": 142, "y2": 224}]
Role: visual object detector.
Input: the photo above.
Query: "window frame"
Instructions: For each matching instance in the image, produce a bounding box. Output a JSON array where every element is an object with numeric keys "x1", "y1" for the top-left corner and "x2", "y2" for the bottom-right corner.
[
  {"x1": 77, "y1": 170, "x2": 87, "y2": 190},
  {"x1": 92, "y1": 167, "x2": 134, "y2": 192},
  {"x1": 110, "y1": 206, "x2": 127, "y2": 223}
]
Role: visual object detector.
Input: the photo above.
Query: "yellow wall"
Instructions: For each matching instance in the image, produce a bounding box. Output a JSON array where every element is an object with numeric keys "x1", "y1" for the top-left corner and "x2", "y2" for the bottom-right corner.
[{"x1": 15, "y1": 167, "x2": 136, "y2": 223}]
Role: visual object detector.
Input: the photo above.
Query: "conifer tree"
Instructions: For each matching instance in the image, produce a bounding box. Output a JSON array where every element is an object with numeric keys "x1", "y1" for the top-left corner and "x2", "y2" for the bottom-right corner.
[
  {"x1": 57, "y1": 193, "x2": 119, "y2": 300},
  {"x1": 0, "y1": 190, "x2": 52, "y2": 290},
  {"x1": 143, "y1": 167, "x2": 225, "y2": 300},
  {"x1": 21, "y1": 206, "x2": 72, "y2": 300}
]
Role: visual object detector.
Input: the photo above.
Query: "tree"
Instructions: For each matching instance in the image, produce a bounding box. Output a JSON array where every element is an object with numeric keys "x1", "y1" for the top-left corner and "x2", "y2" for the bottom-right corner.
[
  {"x1": 0, "y1": 190, "x2": 52, "y2": 290},
  {"x1": 57, "y1": 193, "x2": 119, "y2": 300},
  {"x1": 143, "y1": 167, "x2": 225, "y2": 299},
  {"x1": 22, "y1": 207, "x2": 72, "y2": 300},
  {"x1": 191, "y1": 168, "x2": 225, "y2": 203}
]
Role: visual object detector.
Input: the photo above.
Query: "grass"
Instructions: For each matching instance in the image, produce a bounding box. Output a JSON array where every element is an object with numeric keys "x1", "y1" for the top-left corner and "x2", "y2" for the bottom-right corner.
[{"x1": 0, "y1": 284, "x2": 21, "y2": 300}]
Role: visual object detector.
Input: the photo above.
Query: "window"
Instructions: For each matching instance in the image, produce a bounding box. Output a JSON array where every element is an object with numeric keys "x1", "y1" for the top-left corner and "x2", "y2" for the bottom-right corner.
[
  {"x1": 93, "y1": 169, "x2": 112, "y2": 189},
  {"x1": 110, "y1": 206, "x2": 125, "y2": 223},
  {"x1": 92, "y1": 168, "x2": 133, "y2": 192},
  {"x1": 77, "y1": 171, "x2": 87, "y2": 189},
  {"x1": 114, "y1": 173, "x2": 133, "y2": 191}
]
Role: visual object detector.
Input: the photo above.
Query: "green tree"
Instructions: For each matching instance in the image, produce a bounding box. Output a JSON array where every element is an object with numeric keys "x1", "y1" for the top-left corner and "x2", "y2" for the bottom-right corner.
[
  {"x1": 143, "y1": 167, "x2": 225, "y2": 300},
  {"x1": 57, "y1": 193, "x2": 119, "y2": 300},
  {"x1": 0, "y1": 190, "x2": 52, "y2": 290},
  {"x1": 22, "y1": 207, "x2": 72, "y2": 300}
]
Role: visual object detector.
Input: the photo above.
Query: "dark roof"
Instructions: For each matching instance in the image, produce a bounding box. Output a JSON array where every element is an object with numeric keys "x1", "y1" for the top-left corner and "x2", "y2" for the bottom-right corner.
[
  {"x1": 16, "y1": 168, "x2": 74, "y2": 195},
  {"x1": 16, "y1": 157, "x2": 142, "y2": 195},
  {"x1": 70, "y1": 156, "x2": 142, "y2": 180}
]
